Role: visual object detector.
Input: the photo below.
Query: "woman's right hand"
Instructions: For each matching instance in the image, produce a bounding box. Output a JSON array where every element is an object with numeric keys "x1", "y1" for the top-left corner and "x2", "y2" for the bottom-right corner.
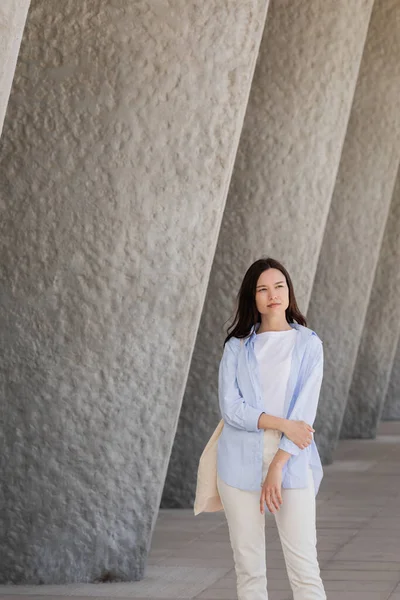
[{"x1": 282, "y1": 420, "x2": 315, "y2": 449}]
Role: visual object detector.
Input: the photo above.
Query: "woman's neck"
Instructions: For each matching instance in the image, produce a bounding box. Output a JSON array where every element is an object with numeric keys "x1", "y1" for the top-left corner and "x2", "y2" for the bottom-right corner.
[{"x1": 257, "y1": 318, "x2": 292, "y2": 333}]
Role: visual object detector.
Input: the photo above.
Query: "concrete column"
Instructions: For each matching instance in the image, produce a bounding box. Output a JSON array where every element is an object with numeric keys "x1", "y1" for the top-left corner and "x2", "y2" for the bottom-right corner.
[
  {"x1": 340, "y1": 165, "x2": 400, "y2": 439},
  {"x1": 0, "y1": 0, "x2": 30, "y2": 136},
  {"x1": 163, "y1": 0, "x2": 374, "y2": 508},
  {"x1": 308, "y1": 0, "x2": 400, "y2": 464},
  {"x1": 0, "y1": 0, "x2": 270, "y2": 584},
  {"x1": 383, "y1": 340, "x2": 400, "y2": 420}
]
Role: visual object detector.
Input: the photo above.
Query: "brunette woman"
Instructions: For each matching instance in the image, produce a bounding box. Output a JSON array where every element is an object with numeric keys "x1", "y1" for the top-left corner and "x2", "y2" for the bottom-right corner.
[{"x1": 217, "y1": 257, "x2": 326, "y2": 600}]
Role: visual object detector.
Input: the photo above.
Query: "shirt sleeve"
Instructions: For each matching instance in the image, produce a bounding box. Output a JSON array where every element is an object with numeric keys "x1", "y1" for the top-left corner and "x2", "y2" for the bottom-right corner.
[
  {"x1": 278, "y1": 335, "x2": 324, "y2": 456},
  {"x1": 218, "y1": 338, "x2": 264, "y2": 432}
]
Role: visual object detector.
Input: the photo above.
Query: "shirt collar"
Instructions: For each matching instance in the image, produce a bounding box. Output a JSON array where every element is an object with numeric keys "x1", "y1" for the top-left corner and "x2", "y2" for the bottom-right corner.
[{"x1": 246, "y1": 321, "x2": 299, "y2": 344}]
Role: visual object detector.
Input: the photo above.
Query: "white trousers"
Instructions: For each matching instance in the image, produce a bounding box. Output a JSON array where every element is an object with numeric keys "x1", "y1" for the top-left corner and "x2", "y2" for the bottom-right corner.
[{"x1": 217, "y1": 429, "x2": 326, "y2": 600}]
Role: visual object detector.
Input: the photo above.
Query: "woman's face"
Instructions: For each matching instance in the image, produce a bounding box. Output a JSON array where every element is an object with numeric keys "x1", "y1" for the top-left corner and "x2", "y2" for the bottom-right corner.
[{"x1": 255, "y1": 268, "x2": 290, "y2": 317}]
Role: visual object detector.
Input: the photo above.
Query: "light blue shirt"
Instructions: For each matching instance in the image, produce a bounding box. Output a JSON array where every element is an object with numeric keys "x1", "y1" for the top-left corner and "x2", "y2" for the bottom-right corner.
[{"x1": 217, "y1": 322, "x2": 324, "y2": 494}]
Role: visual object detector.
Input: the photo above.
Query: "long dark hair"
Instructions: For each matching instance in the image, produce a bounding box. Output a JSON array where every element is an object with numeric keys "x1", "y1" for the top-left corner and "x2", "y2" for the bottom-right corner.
[{"x1": 224, "y1": 257, "x2": 307, "y2": 345}]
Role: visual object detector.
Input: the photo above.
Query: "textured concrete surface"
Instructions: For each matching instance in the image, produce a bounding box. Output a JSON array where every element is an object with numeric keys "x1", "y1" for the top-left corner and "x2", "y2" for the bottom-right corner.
[
  {"x1": 383, "y1": 340, "x2": 400, "y2": 420},
  {"x1": 341, "y1": 165, "x2": 400, "y2": 439},
  {"x1": 0, "y1": 0, "x2": 30, "y2": 135},
  {"x1": 308, "y1": 0, "x2": 400, "y2": 464},
  {"x1": 0, "y1": 0, "x2": 270, "y2": 584},
  {"x1": 2, "y1": 422, "x2": 400, "y2": 600},
  {"x1": 163, "y1": 0, "x2": 374, "y2": 508}
]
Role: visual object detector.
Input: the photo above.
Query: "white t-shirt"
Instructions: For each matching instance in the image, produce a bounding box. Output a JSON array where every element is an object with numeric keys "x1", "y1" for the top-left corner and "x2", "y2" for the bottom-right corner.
[{"x1": 254, "y1": 329, "x2": 297, "y2": 418}]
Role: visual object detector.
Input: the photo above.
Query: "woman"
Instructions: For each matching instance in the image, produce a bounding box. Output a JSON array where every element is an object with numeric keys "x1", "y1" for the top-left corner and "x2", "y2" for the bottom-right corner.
[{"x1": 217, "y1": 257, "x2": 326, "y2": 600}]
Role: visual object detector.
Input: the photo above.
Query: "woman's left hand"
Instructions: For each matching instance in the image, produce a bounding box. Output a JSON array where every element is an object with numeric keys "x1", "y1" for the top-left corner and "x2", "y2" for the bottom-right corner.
[{"x1": 260, "y1": 463, "x2": 283, "y2": 515}]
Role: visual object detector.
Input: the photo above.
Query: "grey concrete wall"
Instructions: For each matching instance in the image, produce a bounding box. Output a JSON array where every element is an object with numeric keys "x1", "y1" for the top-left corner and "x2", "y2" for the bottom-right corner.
[
  {"x1": 383, "y1": 340, "x2": 400, "y2": 420},
  {"x1": 163, "y1": 0, "x2": 374, "y2": 508},
  {"x1": 0, "y1": 0, "x2": 30, "y2": 136},
  {"x1": 0, "y1": 0, "x2": 270, "y2": 584},
  {"x1": 340, "y1": 164, "x2": 400, "y2": 439},
  {"x1": 308, "y1": 0, "x2": 400, "y2": 464}
]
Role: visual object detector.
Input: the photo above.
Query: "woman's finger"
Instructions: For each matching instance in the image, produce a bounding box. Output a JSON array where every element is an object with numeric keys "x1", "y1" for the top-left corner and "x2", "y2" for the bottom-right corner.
[
  {"x1": 260, "y1": 490, "x2": 265, "y2": 515},
  {"x1": 266, "y1": 489, "x2": 277, "y2": 513},
  {"x1": 270, "y1": 489, "x2": 280, "y2": 512},
  {"x1": 266, "y1": 495, "x2": 274, "y2": 513}
]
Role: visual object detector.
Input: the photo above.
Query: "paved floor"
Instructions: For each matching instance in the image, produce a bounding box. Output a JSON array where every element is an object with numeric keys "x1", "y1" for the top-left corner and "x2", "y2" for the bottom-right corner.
[{"x1": 1, "y1": 421, "x2": 400, "y2": 600}]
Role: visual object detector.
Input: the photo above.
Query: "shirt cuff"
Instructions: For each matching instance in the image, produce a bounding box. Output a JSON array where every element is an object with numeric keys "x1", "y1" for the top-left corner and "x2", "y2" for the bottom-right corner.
[
  {"x1": 245, "y1": 408, "x2": 266, "y2": 432},
  {"x1": 278, "y1": 434, "x2": 300, "y2": 456}
]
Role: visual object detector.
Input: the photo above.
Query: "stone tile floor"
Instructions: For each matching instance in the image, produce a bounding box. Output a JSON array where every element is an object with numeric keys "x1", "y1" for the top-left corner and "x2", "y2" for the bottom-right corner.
[{"x1": 1, "y1": 421, "x2": 400, "y2": 600}]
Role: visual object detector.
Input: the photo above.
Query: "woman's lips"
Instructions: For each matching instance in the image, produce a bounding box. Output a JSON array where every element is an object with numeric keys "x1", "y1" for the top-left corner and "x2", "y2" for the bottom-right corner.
[{"x1": 268, "y1": 303, "x2": 281, "y2": 307}]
